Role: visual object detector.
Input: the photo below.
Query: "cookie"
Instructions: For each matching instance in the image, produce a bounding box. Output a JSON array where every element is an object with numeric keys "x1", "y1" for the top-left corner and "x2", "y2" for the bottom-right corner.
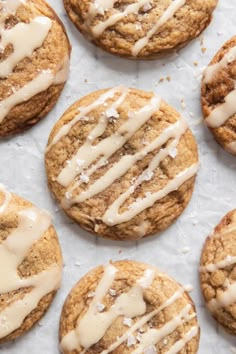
[
  {"x1": 199, "y1": 210, "x2": 236, "y2": 334},
  {"x1": 63, "y1": 0, "x2": 217, "y2": 59},
  {"x1": 0, "y1": 184, "x2": 63, "y2": 343},
  {"x1": 202, "y1": 36, "x2": 236, "y2": 155},
  {"x1": 60, "y1": 260, "x2": 200, "y2": 354},
  {"x1": 45, "y1": 87, "x2": 199, "y2": 241},
  {"x1": 0, "y1": 0, "x2": 71, "y2": 137}
]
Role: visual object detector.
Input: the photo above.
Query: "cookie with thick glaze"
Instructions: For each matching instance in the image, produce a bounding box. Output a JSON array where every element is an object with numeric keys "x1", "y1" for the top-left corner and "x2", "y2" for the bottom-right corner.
[
  {"x1": 0, "y1": 185, "x2": 62, "y2": 343},
  {"x1": 45, "y1": 87, "x2": 199, "y2": 241},
  {"x1": 60, "y1": 260, "x2": 200, "y2": 354},
  {"x1": 0, "y1": 0, "x2": 71, "y2": 137},
  {"x1": 202, "y1": 36, "x2": 236, "y2": 155},
  {"x1": 63, "y1": 0, "x2": 217, "y2": 59},
  {"x1": 200, "y1": 210, "x2": 236, "y2": 334}
]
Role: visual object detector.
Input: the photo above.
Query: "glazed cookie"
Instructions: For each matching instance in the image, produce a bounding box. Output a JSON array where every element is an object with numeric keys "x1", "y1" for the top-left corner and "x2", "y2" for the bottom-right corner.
[
  {"x1": 0, "y1": 184, "x2": 62, "y2": 343},
  {"x1": 63, "y1": 0, "x2": 217, "y2": 59},
  {"x1": 60, "y1": 260, "x2": 200, "y2": 354},
  {"x1": 200, "y1": 210, "x2": 236, "y2": 334},
  {"x1": 202, "y1": 36, "x2": 236, "y2": 155},
  {"x1": 45, "y1": 87, "x2": 199, "y2": 241},
  {"x1": 0, "y1": 0, "x2": 71, "y2": 137}
]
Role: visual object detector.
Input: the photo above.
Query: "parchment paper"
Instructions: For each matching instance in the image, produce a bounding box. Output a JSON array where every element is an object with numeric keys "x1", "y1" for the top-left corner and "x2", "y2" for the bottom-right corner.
[{"x1": 0, "y1": 0, "x2": 236, "y2": 352}]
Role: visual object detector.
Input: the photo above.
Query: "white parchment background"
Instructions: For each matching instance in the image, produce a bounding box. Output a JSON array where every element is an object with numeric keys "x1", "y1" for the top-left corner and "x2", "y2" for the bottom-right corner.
[{"x1": 0, "y1": 0, "x2": 236, "y2": 353}]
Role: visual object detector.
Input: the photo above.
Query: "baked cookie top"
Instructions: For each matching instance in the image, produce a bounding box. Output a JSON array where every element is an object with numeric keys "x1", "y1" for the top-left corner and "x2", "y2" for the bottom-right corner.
[
  {"x1": 60, "y1": 260, "x2": 200, "y2": 354},
  {"x1": 0, "y1": 184, "x2": 62, "y2": 343},
  {"x1": 200, "y1": 210, "x2": 236, "y2": 334},
  {"x1": 45, "y1": 87, "x2": 199, "y2": 241},
  {"x1": 63, "y1": 0, "x2": 217, "y2": 58},
  {"x1": 202, "y1": 36, "x2": 236, "y2": 155},
  {"x1": 0, "y1": 0, "x2": 71, "y2": 137}
]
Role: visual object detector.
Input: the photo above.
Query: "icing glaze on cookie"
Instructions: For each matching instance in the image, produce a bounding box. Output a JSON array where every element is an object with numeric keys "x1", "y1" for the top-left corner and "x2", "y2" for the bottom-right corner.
[
  {"x1": 87, "y1": 0, "x2": 186, "y2": 56},
  {"x1": 205, "y1": 89, "x2": 236, "y2": 128},
  {"x1": 200, "y1": 256, "x2": 236, "y2": 273},
  {"x1": 0, "y1": 184, "x2": 11, "y2": 213},
  {"x1": 203, "y1": 45, "x2": 236, "y2": 84},
  {"x1": 202, "y1": 39, "x2": 236, "y2": 151},
  {"x1": 60, "y1": 264, "x2": 198, "y2": 353},
  {"x1": 0, "y1": 187, "x2": 62, "y2": 338},
  {"x1": 0, "y1": 0, "x2": 69, "y2": 124},
  {"x1": 48, "y1": 87, "x2": 198, "y2": 227},
  {"x1": 200, "y1": 210, "x2": 236, "y2": 329},
  {"x1": 132, "y1": 0, "x2": 186, "y2": 56}
]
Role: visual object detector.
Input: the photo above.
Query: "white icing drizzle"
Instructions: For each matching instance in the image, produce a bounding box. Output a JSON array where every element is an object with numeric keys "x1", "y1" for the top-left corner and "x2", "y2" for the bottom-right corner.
[
  {"x1": 61, "y1": 266, "x2": 197, "y2": 354},
  {"x1": 207, "y1": 282, "x2": 236, "y2": 312},
  {"x1": 203, "y1": 43, "x2": 236, "y2": 129},
  {"x1": 131, "y1": 305, "x2": 196, "y2": 354},
  {"x1": 103, "y1": 163, "x2": 198, "y2": 226},
  {"x1": 0, "y1": 16, "x2": 52, "y2": 78},
  {"x1": 0, "y1": 184, "x2": 11, "y2": 213},
  {"x1": 57, "y1": 94, "x2": 161, "y2": 187},
  {"x1": 47, "y1": 86, "x2": 126, "y2": 150},
  {"x1": 227, "y1": 141, "x2": 236, "y2": 154},
  {"x1": 66, "y1": 117, "x2": 187, "y2": 205},
  {"x1": 53, "y1": 89, "x2": 197, "y2": 227},
  {"x1": 92, "y1": 0, "x2": 151, "y2": 37},
  {"x1": 132, "y1": 0, "x2": 186, "y2": 56},
  {"x1": 0, "y1": 207, "x2": 61, "y2": 338},
  {"x1": 0, "y1": 0, "x2": 26, "y2": 31},
  {"x1": 212, "y1": 224, "x2": 236, "y2": 239},
  {"x1": 165, "y1": 326, "x2": 198, "y2": 354},
  {"x1": 0, "y1": 0, "x2": 69, "y2": 125},
  {"x1": 205, "y1": 89, "x2": 236, "y2": 128},
  {"x1": 61, "y1": 265, "x2": 156, "y2": 351},
  {"x1": 200, "y1": 256, "x2": 236, "y2": 273},
  {"x1": 53, "y1": 55, "x2": 70, "y2": 85},
  {"x1": 87, "y1": 0, "x2": 118, "y2": 18},
  {"x1": 203, "y1": 45, "x2": 236, "y2": 83},
  {"x1": 100, "y1": 287, "x2": 186, "y2": 354},
  {"x1": 88, "y1": 0, "x2": 185, "y2": 56},
  {"x1": 0, "y1": 70, "x2": 54, "y2": 124}
]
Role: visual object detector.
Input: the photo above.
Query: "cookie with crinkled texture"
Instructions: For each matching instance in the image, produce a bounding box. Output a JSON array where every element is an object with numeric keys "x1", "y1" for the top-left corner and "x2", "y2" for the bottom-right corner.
[
  {"x1": 59, "y1": 260, "x2": 200, "y2": 354},
  {"x1": 63, "y1": 0, "x2": 217, "y2": 59},
  {"x1": 0, "y1": 186, "x2": 62, "y2": 343},
  {"x1": 0, "y1": 0, "x2": 71, "y2": 137},
  {"x1": 202, "y1": 36, "x2": 236, "y2": 155},
  {"x1": 200, "y1": 210, "x2": 236, "y2": 334},
  {"x1": 45, "y1": 87, "x2": 199, "y2": 241}
]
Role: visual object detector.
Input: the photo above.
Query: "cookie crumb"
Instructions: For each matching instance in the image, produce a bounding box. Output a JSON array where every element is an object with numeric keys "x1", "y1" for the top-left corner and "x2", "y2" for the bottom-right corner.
[
  {"x1": 181, "y1": 99, "x2": 186, "y2": 110},
  {"x1": 180, "y1": 247, "x2": 190, "y2": 254}
]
